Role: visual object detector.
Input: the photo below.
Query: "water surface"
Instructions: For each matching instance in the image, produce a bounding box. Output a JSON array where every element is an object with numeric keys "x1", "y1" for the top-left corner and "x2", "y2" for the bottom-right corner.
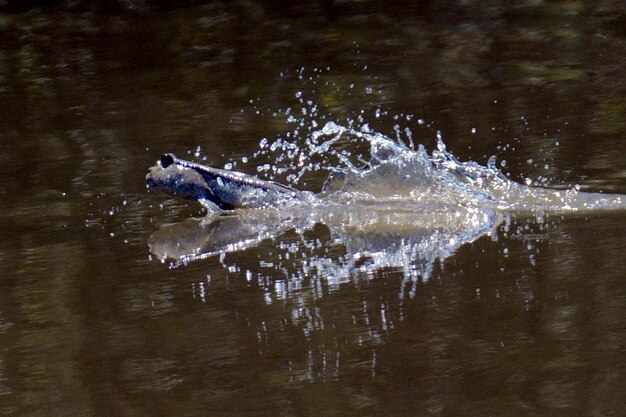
[{"x1": 0, "y1": 3, "x2": 625, "y2": 416}]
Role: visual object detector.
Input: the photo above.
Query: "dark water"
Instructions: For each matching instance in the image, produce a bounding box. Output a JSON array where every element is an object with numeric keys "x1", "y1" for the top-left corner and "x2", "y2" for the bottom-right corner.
[{"x1": 1, "y1": 3, "x2": 625, "y2": 416}]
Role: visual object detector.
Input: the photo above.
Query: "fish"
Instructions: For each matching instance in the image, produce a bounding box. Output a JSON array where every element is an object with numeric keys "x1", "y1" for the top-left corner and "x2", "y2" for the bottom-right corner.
[
  {"x1": 147, "y1": 150, "x2": 626, "y2": 213},
  {"x1": 146, "y1": 153, "x2": 302, "y2": 210}
]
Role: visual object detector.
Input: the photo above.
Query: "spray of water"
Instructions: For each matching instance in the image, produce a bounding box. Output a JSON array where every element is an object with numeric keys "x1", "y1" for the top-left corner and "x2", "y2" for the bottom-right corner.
[
  {"x1": 247, "y1": 120, "x2": 625, "y2": 213},
  {"x1": 152, "y1": 69, "x2": 625, "y2": 288}
]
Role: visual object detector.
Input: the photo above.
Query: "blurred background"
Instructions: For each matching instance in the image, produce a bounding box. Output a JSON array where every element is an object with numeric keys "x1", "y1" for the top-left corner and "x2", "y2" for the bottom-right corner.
[{"x1": 0, "y1": 1, "x2": 625, "y2": 416}]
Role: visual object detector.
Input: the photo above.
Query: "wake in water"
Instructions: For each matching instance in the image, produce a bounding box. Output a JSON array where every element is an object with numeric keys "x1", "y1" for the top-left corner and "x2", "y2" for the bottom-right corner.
[{"x1": 279, "y1": 121, "x2": 625, "y2": 212}]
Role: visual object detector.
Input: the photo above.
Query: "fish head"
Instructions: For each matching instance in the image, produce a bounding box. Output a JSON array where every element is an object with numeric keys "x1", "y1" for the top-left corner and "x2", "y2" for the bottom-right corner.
[{"x1": 146, "y1": 153, "x2": 213, "y2": 202}]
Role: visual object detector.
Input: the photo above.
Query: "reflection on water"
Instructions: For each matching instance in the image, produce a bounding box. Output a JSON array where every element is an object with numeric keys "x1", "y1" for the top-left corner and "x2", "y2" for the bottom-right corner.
[
  {"x1": 144, "y1": 213, "x2": 626, "y2": 416},
  {"x1": 148, "y1": 204, "x2": 501, "y2": 278},
  {"x1": 0, "y1": 2, "x2": 625, "y2": 416}
]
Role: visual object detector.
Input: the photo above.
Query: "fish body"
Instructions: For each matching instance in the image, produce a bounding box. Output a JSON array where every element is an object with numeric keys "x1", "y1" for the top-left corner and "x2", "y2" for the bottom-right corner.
[
  {"x1": 146, "y1": 153, "x2": 301, "y2": 210},
  {"x1": 147, "y1": 152, "x2": 626, "y2": 213}
]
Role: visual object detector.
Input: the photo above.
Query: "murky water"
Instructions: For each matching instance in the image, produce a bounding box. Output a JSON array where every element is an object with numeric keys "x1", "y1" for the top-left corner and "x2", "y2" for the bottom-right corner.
[{"x1": 1, "y1": 3, "x2": 625, "y2": 416}]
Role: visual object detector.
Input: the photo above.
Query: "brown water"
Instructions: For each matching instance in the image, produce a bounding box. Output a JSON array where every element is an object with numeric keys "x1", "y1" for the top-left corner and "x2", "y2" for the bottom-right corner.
[{"x1": 0, "y1": 3, "x2": 625, "y2": 416}]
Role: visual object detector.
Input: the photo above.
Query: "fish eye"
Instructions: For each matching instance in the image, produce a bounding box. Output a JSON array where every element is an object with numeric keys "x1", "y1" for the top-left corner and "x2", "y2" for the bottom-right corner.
[{"x1": 161, "y1": 153, "x2": 175, "y2": 168}]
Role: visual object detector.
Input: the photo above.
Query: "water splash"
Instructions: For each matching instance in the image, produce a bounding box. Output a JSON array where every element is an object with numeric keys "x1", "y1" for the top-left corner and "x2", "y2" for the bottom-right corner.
[
  {"x1": 258, "y1": 121, "x2": 626, "y2": 212},
  {"x1": 148, "y1": 120, "x2": 625, "y2": 287}
]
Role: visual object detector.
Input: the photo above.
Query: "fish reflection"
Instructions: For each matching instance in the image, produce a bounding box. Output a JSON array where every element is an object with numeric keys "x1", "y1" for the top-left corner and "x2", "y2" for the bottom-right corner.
[{"x1": 148, "y1": 203, "x2": 502, "y2": 282}]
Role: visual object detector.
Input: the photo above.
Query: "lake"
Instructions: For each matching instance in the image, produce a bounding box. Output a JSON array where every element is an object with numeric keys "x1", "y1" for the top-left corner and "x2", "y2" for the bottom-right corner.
[{"x1": 0, "y1": 2, "x2": 625, "y2": 416}]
